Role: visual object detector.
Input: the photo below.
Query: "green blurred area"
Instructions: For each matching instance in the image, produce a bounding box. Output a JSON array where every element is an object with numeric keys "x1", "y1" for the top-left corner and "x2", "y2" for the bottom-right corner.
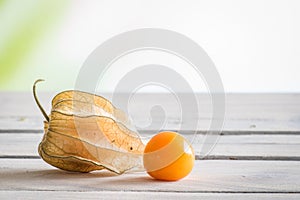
[{"x1": 0, "y1": 0, "x2": 69, "y2": 91}]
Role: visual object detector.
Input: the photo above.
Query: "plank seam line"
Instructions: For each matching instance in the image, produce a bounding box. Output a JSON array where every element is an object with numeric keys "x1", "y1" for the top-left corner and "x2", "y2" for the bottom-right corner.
[
  {"x1": 199, "y1": 156, "x2": 300, "y2": 161},
  {"x1": 1, "y1": 155, "x2": 300, "y2": 161},
  {"x1": 0, "y1": 189, "x2": 300, "y2": 194},
  {"x1": 1, "y1": 130, "x2": 300, "y2": 135}
]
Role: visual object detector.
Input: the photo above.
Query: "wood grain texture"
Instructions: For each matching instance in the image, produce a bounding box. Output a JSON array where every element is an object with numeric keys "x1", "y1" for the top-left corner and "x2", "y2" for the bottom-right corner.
[
  {"x1": 1, "y1": 191, "x2": 299, "y2": 200},
  {"x1": 1, "y1": 92, "x2": 300, "y2": 133},
  {"x1": 1, "y1": 92, "x2": 300, "y2": 198},
  {"x1": 0, "y1": 159, "x2": 300, "y2": 193},
  {"x1": 1, "y1": 133, "x2": 300, "y2": 160}
]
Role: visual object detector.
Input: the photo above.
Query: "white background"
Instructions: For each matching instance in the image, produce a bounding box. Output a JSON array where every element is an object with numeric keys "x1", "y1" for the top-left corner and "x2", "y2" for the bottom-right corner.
[{"x1": 3, "y1": 0, "x2": 300, "y2": 92}]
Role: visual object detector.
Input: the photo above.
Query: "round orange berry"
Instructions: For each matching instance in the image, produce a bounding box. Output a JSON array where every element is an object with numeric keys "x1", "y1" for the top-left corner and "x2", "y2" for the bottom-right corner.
[{"x1": 143, "y1": 131, "x2": 195, "y2": 181}]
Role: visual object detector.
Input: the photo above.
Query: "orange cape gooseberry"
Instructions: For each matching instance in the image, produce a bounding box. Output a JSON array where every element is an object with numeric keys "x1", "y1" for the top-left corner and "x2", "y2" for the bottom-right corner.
[{"x1": 143, "y1": 131, "x2": 195, "y2": 181}]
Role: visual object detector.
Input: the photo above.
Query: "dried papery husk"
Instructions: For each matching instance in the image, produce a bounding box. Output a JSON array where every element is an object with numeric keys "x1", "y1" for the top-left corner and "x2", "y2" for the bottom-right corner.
[{"x1": 33, "y1": 79, "x2": 145, "y2": 174}]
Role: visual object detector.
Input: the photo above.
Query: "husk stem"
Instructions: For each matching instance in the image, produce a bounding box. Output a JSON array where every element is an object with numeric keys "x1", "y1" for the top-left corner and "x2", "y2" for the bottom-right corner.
[{"x1": 33, "y1": 79, "x2": 49, "y2": 122}]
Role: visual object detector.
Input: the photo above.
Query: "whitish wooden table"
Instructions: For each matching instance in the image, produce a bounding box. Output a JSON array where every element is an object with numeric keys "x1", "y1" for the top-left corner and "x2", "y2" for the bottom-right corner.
[{"x1": 0, "y1": 92, "x2": 300, "y2": 199}]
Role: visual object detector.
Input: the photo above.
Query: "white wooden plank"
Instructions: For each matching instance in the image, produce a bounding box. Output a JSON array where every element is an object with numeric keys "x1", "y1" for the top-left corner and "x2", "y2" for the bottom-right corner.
[
  {"x1": 0, "y1": 159, "x2": 299, "y2": 192},
  {"x1": 0, "y1": 92, "x2": 53, "y2": 117},
  {"x1": 1, "y1": 133, "x2": 300, "y2": 159},
  {"x1": 1, "y1": 117, "x2": 300, "y2": 134},
  {"x1": 1, "y1": 92, "x2": 300, "y2": 133},
  {"x1": 2, "y1": 92, "x2": 300, "y2": 117},
  {"x1": 1, "y1": 116, "x2": 300, "y2": 134},
  {"x1": 0, "y1": 191, "x2": 299, "y2": 200},
  {"x1": 0, "y1": 133, "x2": 41, "y2": 157}
]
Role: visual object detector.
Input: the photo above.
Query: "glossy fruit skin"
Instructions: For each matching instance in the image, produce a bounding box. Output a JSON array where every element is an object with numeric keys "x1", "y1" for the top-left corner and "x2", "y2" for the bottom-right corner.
[{"x1": 143, "y1": 131, "x2": 195, "y2": 181}]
